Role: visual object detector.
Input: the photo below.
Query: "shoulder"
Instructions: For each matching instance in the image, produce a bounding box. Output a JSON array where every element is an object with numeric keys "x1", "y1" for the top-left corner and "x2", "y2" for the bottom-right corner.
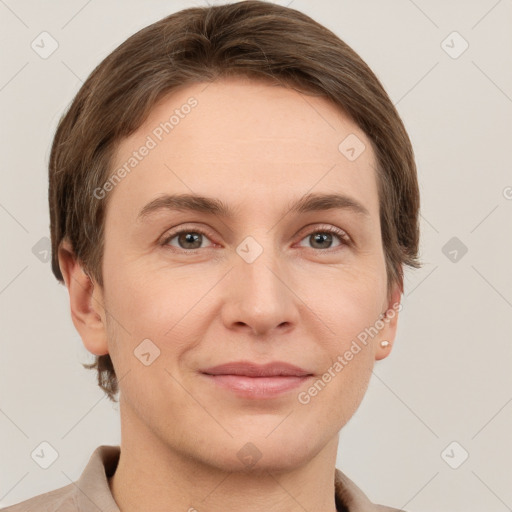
[
  {"x1": 1, "y1": 445, "x2": 120, "y2": 512},
  {"x1": 335, "y1": 468, "x2": 407, "y2": 512},
  {"x1": 1, "y1": 483, "x2": 77, "y2": 512}
]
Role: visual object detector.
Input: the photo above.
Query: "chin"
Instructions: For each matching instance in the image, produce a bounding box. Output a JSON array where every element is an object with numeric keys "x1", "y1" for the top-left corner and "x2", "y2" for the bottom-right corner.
[
  {"x1": 211, "y1": 445, "x2": 313, "y2": 475},
  {"x1": 206, "y1": 427, "x2": 322, "y2": 474}
]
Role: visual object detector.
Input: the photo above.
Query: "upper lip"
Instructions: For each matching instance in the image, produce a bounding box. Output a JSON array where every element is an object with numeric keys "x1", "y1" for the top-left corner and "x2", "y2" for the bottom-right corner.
[{"x1": 201, "y1": 361, "x2": 313, "y2": 377}]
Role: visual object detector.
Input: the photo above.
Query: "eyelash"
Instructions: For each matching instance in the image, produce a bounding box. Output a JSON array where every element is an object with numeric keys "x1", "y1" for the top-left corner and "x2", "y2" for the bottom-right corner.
[{"x1": 160, "y1": 224, "x2": 351, "y2": 254}]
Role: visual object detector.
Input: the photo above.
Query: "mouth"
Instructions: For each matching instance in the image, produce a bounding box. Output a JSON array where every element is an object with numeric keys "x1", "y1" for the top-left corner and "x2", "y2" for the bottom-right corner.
[{"x1": 200, "y1": 361, "x2": 314, "y2": 399}]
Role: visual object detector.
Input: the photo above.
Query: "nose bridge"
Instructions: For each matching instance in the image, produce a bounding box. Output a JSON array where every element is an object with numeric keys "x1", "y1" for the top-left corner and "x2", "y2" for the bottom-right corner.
[{"x1": 223, "y1": 232, "x2": 297, "y2": 335}]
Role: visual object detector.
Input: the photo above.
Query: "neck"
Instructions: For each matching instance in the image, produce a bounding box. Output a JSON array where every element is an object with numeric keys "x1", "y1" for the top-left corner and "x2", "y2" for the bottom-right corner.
[{"x1": 109, "y1": 401, "x2": 340, "y2": 512}]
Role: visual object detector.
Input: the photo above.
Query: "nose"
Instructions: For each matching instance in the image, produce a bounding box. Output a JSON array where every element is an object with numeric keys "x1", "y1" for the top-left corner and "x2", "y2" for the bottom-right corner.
[{"x1": 219, "y1": 245, "x2": 300, "y2": 337}]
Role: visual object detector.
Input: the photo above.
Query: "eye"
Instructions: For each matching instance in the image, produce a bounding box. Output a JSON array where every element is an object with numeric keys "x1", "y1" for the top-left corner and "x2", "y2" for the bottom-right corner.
[
  {"x1": 296, "y1": 225, "x2": 350, "y2": 251},
  {"x1": 160, "y1": 224, "x2": 351, "y2": 253},
  {"x1": 161, "y1": 228, "x2": 214, "y2": 251}
]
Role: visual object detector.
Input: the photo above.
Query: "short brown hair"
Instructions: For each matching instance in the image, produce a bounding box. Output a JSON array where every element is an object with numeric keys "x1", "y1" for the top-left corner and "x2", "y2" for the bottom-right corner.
[{"x1": 49, "y1": 0, "x2": 420, "y2": 402}]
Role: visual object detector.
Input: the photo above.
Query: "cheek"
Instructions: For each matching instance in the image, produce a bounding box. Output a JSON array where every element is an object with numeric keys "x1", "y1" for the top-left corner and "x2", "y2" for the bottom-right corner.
[
  {"x1": 103, "y1": 268, "x2": 194, "y2": 408},
  {"x1": 307, "y1": 266, "x2": 386, "y2": 346},
  {"x1": 106, "y1": 258, "x2": 182, "y2": 333},
  {"x1": 302, "y1": 282, "x2": 380, "y2": 429},
  {"x1": 104, "y1": 262, "x2": 215, "y2": 386},
  {"x1": 301, "y1": 268, "x2": 383, "y2": 406}
]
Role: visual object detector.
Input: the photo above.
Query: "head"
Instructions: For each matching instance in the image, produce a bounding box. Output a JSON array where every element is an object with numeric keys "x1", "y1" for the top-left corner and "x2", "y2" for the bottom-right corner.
[{"x1": 53, "y1": 1, "x2": 420, "y2": 471}]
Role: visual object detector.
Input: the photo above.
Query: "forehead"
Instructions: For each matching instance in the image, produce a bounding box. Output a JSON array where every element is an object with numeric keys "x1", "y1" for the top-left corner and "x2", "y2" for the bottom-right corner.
[{"x1": 107, "y1": 76, "x2": 379, "y2": 220}]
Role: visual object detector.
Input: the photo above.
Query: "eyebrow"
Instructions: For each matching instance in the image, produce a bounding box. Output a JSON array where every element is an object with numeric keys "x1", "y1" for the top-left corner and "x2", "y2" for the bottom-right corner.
[{"x1": 136, "y1": 192, "x2": 370, "y2": 222}]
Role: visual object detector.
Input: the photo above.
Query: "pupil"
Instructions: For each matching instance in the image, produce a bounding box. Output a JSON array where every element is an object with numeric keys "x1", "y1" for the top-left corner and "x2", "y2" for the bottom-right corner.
[
  {"x1": 313, "y1": 233, "x2": 331, "y2": 248},
  {"x1": 181, "y1": 232, "x2": 200, "y2": 248}
]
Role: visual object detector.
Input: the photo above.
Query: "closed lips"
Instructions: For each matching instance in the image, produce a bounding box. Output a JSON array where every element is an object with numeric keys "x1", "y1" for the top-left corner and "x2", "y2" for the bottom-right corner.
[{"x1": 201, "y1": 361, "x2": 313, "y2": 377}]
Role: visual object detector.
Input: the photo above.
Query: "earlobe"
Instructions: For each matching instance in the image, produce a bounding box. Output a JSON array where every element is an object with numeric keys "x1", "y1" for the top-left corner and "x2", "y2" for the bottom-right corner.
[
  {"x1": 57, "y1": 239, "x2": 109, "y2": 356},
  {"x1": 374, "y1": 280, "x2": 402, "y2": 361}
]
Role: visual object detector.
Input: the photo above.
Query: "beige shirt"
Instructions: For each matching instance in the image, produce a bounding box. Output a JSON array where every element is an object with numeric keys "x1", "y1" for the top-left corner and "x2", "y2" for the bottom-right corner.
[{"x1": 1, "y1": 445, "x2": 405, "y2": 511}]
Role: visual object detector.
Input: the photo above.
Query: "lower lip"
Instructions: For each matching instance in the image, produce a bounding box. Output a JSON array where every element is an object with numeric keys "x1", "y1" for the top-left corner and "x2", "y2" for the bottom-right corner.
[{"x1": 201, "y1": 374, "x2": 312, "y2": 399}]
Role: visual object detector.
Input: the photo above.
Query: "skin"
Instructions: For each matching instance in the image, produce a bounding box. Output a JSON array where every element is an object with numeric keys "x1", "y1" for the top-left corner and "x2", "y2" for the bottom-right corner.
[{"x1": 59, "y1": 76, "x2": 401, "y2": 512}]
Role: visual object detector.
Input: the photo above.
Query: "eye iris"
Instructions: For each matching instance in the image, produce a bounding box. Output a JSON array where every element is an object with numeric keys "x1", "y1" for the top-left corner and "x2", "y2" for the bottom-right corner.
[
  {"x1": 311, "y1": 232, "x2": 332, "y2": 249},
  {"x1": 179, "y1": 232, "x2": 202, "y2": 249}
]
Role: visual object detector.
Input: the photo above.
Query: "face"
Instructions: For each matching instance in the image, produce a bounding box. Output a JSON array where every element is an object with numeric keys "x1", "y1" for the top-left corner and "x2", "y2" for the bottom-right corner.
[{"x1": 65, "y1": 76, "x2": 401, "y2": 472}]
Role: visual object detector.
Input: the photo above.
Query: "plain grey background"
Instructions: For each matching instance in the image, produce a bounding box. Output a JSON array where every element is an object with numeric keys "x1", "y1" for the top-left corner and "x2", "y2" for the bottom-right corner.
[{"x1": 1, "y1": 1, "x2": 511, "y2": 510}]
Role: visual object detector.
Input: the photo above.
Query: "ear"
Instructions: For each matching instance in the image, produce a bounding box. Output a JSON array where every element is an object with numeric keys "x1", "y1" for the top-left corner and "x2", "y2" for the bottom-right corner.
[
  {"x1": 374, "y1": 279, "x2": 402, "y2": 361},
  {"x1": 58, "y1": 239, "x2": 109, "y2": 356}
]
